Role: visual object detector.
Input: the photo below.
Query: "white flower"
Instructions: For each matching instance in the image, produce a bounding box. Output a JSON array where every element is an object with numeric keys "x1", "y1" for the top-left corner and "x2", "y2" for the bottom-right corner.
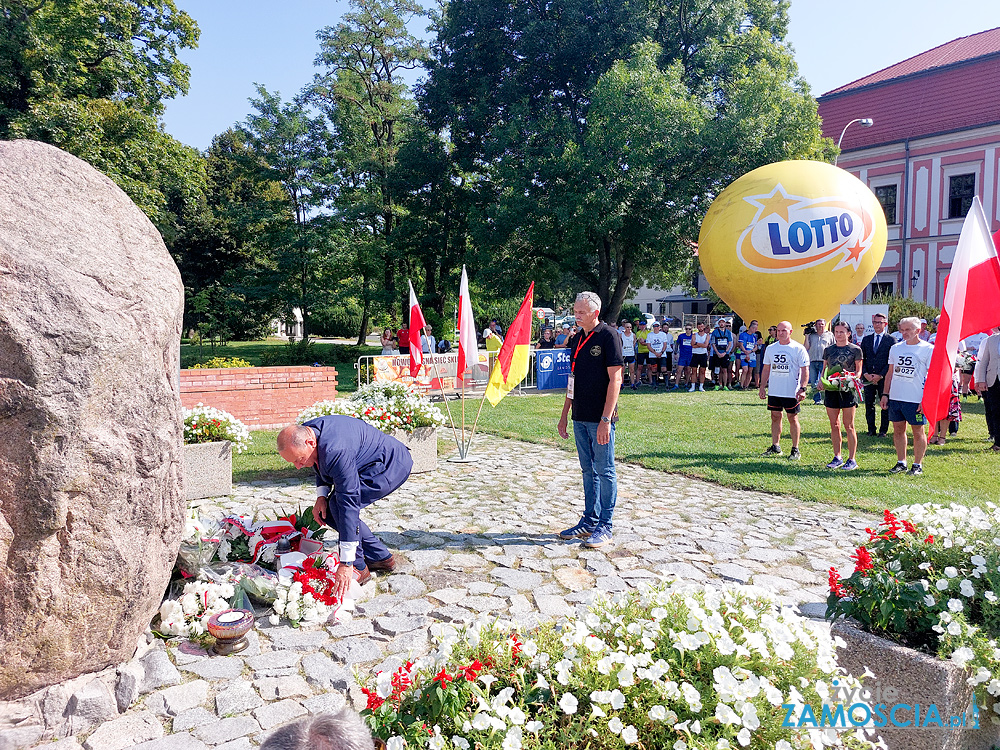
[
  {"x1": 715, "y1": 703, "x2": 740, "y2": 725},
  {"x1": 608, "y1": 717, "x2": 624, "y2": 734},
  {"x1": 610, "y1": 689, "x2": 626, "y2": 710},
  {"x1": 944, "y1": 566, "x2": 959, "y2": 578},
  {"x1": 524, "y1": 721, "x2": 543, "y2": 734},
  {"x1": 471, "y1": 714, "x2": 491, "y2": 731},
  {"x1": 948, "y1": 598, "x2": 964, "y2": 613},
  {"x1": 736, "y1": 727, "x2": 752, "y2": 746},
  {"x1": 386, "y1": 738, "x2": 406, "y2": 750},
  {"x1": 923, "y1": 595, "x2": 936, "y2": 606},
  {"x1": 948, "y1": 622, "x2": 962, "y2": 635},
  {"x1": 960, "y1": 579, "x2": 976, "y2": 597},
  {"x1": 937, "y1": 578, "x2": 950, "y2": 590},
  {"x1": 951, "y1": 647, "x2": 975, "y2": 668},
  {"x1": 558, "y1": 693, "x2": 578, "y2": 714},
  {"x1": 621, "y1": 725, "x2": 638, "y2": 744},
  {"x1": 452, "y1": 738, "x2": 470, "y2": 750},
  {"x1": 649, "y1": 705, "x2": 667, "y2": 721},
  {"x1": 507, "y1": 707, "x2": 525, "y2": 725},
  {"x1": 501, "y1": 726, "x2": 522, "y2": 750}
]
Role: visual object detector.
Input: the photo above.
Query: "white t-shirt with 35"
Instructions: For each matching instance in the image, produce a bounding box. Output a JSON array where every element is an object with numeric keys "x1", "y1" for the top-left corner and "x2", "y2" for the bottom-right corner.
[
  {"x1": 645, "y1": 331, "x2": 669, "y2": 356},
  {"x1": 762, "y1": 341, "x2": 810, "y2": 398},
  {"x1": 887, "y1": 340, "x2": 934, "y2": 403}
]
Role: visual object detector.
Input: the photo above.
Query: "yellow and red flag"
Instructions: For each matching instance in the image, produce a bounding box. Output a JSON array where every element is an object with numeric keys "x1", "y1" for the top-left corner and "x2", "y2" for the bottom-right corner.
[{"x1": 485, "y1": 282, "x2": 534, "y2": 406}]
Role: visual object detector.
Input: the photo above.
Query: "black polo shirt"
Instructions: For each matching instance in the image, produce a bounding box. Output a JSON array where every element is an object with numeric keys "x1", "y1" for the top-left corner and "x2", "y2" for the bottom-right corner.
[{"x1": 569, "y1": 322, "x2": 624, "y2": 423}]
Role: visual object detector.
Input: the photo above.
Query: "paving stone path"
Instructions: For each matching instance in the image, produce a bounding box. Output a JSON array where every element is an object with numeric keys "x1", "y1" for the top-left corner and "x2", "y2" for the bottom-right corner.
[{"x1": 26, "y1": 435, "x2": 878, "y2": 749}]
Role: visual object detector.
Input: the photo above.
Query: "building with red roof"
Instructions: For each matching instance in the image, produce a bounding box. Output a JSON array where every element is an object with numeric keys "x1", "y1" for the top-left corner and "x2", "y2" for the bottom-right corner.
[{"x1": 818, "y1": 27, "x2": 1000, "y2": 306}]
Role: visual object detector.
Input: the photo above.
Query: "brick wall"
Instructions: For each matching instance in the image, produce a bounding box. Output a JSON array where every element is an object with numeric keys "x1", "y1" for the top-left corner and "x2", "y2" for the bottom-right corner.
[{"x1": 180, "y1": 367, "x2": 338, "y2": 430}]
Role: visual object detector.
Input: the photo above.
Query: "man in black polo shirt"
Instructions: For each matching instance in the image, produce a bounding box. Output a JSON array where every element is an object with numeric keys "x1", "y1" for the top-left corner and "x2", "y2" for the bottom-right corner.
[{"x1": 557, "y1": 291, "x2": 624, "y2": 548}]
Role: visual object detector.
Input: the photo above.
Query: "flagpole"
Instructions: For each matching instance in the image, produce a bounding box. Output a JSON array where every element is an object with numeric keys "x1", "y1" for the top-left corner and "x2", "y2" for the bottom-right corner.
[{"x1": 464, "y1": 387, "x2": 490, "y2": 457}]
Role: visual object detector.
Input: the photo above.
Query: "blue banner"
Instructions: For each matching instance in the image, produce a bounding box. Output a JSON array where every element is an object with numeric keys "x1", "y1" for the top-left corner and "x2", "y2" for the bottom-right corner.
[{"x1": 536, "y1": 348, "x2": 571, "y2": 390}]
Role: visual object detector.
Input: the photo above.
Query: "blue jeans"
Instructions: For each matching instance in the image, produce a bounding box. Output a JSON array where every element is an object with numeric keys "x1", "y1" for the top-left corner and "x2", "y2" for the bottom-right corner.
[
  {"x1": 809, "y1": 360, "x2": 824, "y2": 387},
  {"x1": 573, "y1": 420, "x2": 618, "y2": 530}
]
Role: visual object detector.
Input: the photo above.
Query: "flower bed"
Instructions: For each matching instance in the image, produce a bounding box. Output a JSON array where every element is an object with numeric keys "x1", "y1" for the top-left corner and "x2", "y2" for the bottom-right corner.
[
  {"x1": 300, "y1": 381, "x2": 446, "y2": 434},
  {"x1": 182, "y1": 403, "x2": 251, "y2": 453},
  {"x1": 827, "y1": 504, "x2": 1000, "y2": 718},
  {"x1": 361, "y1": 582, "x2": 880, "y2": 749}
]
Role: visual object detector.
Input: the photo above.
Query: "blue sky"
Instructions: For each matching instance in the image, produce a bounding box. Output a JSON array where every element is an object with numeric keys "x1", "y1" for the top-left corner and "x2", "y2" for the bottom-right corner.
[{"x1": 163, "y1": 0, "x2": 998, "y2": 151}]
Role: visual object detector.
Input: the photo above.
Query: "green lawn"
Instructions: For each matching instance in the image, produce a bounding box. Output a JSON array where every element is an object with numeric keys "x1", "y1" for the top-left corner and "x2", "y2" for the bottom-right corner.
[
  {"x1": 471, "y1": 389, "x2": 998, "y2": 514},
  {"x1": 180, "y1": 338, "x2": 379, "y2": 392},
  {"x1": 231, "y1": 387, "x2": 997, "y2": 514}
]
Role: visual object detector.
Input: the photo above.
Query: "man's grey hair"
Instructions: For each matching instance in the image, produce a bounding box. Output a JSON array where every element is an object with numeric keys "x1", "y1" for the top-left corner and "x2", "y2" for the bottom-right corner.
[
  {"x1": 260, "y1": 709, "x2": 376, "y2": 750},
  {"x1": 899, "y1": 316, "x2": 921, "y2": 330},
  {"x1": 576, "y1": 291, "x2": 602, "y2": 313}
]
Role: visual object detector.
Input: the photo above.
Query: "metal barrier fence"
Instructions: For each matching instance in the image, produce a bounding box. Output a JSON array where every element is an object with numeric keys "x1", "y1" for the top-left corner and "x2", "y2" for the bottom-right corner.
[{"x1": 355, "y1": 350, "x2": 540, "y2": 396}]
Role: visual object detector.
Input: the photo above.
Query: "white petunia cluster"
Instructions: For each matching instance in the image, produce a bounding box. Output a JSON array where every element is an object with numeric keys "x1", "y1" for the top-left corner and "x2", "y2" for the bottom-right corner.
[
  {"x1": 298, "y1": 381, "x2": 447, "y2": 434},
  {"x1": 182, "y1": 403, "x2": 251, "y2": 453}
]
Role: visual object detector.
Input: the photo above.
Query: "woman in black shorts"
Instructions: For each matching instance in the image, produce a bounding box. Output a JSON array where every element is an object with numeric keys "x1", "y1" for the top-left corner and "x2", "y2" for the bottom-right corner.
[{"x1": 822, "y1": 320, "x2": 863, "y2": 471}]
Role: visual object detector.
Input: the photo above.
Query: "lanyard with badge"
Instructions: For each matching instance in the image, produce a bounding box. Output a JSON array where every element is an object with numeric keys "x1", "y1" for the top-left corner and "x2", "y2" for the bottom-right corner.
[{"x1": 567, "y1": 329, "x2": 597, "y2": 400}]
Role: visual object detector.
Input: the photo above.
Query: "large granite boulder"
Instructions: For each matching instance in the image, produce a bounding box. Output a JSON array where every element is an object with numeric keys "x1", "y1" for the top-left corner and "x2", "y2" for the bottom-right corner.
[{"x1": 0, "y1": 140, "x2": 185, "y2": 700}]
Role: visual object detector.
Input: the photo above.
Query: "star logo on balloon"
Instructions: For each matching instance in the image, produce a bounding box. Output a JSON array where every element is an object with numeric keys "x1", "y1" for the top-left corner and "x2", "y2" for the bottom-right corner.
[{"x1": 737, "y1": 183, "x2": 876, "y2": 274}]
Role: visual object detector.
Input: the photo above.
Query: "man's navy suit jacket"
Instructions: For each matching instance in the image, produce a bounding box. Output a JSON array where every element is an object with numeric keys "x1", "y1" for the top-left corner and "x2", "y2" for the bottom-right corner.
[
  {"x1": 861, "y1": 332, "x2": 894, "y2": 378},
  {"x1": 304, "y1": 415, "x2": 413, "y2": 545}
]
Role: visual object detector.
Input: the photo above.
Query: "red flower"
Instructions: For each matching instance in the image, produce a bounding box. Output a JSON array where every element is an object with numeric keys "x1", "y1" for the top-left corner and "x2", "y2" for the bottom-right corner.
[
  {"x1": 828, "y1": 567, "x2": 847, "y2": 598},
  {"x1": 361, "y1": 687, "x2": 384, "y2": 711},
  {"x1": 925, "y1": 534, "x2": 934, "y2": 544},
  {"x1": 881, "y1": 510, "x2": 901, "y2": 538},
  {"x1": 459, "y1": 660, "x2": 484, "y2": 682},
  {"x1": 901, "y1": 519, "x2": 918, "y2": 534},
  {"x1": 851, "y1": 546, "x2": 874, "y2": 574},
  {"x1": 433, "y1": 668, "x2": 452, "y2": 690}
]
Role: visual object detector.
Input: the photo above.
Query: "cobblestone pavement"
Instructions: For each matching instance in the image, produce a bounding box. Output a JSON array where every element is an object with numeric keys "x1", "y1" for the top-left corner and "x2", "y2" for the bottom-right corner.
[{"x1": 25, "y1": 436, "x2": 878, "y2": 750}]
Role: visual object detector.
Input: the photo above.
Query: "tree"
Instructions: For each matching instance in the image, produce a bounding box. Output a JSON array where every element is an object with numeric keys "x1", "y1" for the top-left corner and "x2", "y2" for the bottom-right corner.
[
  {"x1": 308, "y1": 0, "x2": 428, "y2": 341},
  {"x1": 0, "y1": 1, "x2": 201, "y2": 226},
  {"x1": 422, "y1": 0, "x2": 833, "y2": 323},
  {"x1": 238, "y1": 86, "x2": 340, "y2": 342}
]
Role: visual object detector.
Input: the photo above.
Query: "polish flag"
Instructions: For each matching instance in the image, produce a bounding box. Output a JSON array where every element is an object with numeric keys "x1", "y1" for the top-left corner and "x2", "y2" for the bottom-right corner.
[
  {"x1": 456, "y1": 266, "x2": 478, "y2": 385},
  {"x1": 922, "y1": 197, "x2": 1000, "y2": 423},
  {"x1": 408, "y1": 280, "x2": 427, "y2": 377}
]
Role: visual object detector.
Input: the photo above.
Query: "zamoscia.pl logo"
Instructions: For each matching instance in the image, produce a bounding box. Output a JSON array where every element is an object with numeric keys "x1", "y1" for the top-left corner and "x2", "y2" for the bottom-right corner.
[
  {"x1": 737, "y1": 184, "x2": 876, "y2": 274},
  {"x1": 781, "y1": 680, "x2": 980, "y2": 730}
]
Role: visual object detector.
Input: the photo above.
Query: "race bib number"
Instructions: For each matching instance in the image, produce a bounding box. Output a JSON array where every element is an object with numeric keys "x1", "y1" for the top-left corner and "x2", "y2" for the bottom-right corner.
[
  {"x1": 770, "y1": 353, "x2": 791, "y2": 375},
  {"x1": 567, "y1": 374, "x2": 575, "y2": 400},
  {"x1": 894, "y1": 355, "x2": 916, "y2": 379}
]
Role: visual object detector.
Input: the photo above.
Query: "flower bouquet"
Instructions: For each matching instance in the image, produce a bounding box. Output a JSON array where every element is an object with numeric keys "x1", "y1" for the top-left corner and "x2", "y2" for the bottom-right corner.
[
  {"x1": 820, "y1": 366, "x2": 864, "y2": 402},
  {"x1": 361, "y1": 582, "x2": 880, "y2": 749},
  {"x1": 300, "y1": 381, "x2": 446, "y2": 435},
  {"x1": 959, "y1": 351, "x2": 978, "y2": 371},
  {"x1": 826, "y1": 504, "x2": 1000, "y2": 708},
  {"x1": 176, "y1": 512, "x2": 221, "y2": 578}
]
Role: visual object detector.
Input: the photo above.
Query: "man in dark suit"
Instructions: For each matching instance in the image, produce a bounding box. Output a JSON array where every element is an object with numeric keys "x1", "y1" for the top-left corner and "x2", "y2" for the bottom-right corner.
[
  {"x1": 860, "y1": 312, "x2": 893, "y2": 436},
  {"x1": 277, "y1": 416, "x2": 412, "y2": 598}
]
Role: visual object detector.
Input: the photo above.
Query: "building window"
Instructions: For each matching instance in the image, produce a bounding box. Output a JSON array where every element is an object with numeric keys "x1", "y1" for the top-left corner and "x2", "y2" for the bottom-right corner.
[
  {"x1": 658, "y1": 303, "x2": 666, "y2": 314},
  {"x1": 646, "y1": 303, "x2": 652, "y2": 313},
  {"x1": 870, "y1": 281, "x2": 893, "y2": 298},
  {"x1": 948, "y1": 173, "x2": 975, "y2": 218},
  {"x1": 874, "y1": 185, "x2": 897, "y2": 225}
]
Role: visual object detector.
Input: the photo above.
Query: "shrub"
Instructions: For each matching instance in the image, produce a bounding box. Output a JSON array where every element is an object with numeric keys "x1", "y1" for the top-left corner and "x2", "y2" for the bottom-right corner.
[
  {"x1": 827, "y1": 503, "x2": 1000, "y2": 704},
  {"x1": 299, "y1": 382, "x2": 446, "y2": 434},
  {"x1": 867, "y1": 292, "x2": 940, "y2": 331},
  {"x1": 182, "y1": 404, "x2": 251, "y2": 453},
  {"x1": 361, "y1": 582, "x2": 878, "y2": 749},
  {"x1": 190, "y1": 356, "x2": 252, "y2": 369}
]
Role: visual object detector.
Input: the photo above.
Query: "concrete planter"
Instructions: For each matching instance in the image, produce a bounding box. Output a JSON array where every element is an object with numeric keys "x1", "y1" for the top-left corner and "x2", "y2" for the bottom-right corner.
[
  {"x1": 182, "y1": 440, "x2": 233, "y2": 500},
  {"x1": 394, "y1": 427, "x2": 437, "y2": 473},
  {"x1": 832, "y1": 620, "x2": 998, "y2": 750}
]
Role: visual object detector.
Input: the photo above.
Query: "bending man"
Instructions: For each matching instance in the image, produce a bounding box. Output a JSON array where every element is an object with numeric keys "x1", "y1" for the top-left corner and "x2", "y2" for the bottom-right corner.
[{"x1": 277, "y1": 416, "x2": 410, "y2": 599}]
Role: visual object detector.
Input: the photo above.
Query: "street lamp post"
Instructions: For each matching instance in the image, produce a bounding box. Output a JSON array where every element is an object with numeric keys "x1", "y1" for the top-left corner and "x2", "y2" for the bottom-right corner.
[{"x1": 835, "y1": 118, "x2": 874, "y2": 166}]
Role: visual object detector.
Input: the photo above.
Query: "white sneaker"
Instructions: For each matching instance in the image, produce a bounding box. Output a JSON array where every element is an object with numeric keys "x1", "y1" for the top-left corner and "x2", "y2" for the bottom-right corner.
[
  {"x1": 698, "y1": 384, "x2": 705, "y2": 391},
  {"x1": 689, "y1": 384, "x2": 696, "y2": 392}
]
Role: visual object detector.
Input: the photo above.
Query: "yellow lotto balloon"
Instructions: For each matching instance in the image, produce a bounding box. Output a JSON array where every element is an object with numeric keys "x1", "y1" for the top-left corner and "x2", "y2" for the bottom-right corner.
[{"x1": 698, "y1": 160, "x2": 887, "y2": 339}]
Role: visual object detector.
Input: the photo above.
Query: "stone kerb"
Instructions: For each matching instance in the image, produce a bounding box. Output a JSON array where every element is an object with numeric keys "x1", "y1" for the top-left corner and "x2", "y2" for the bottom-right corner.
[
  {"x1": 182, "y1": 441, "x2": 233, "y2": 501},
  {"x1": 180, "y1": 366, "x2": 338, "y2": 430}
]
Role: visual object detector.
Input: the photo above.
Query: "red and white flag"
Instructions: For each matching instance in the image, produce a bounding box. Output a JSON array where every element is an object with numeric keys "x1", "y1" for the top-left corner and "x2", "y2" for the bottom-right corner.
[
  {"x1": 408, "y1": 280, "x2": 427, "y2": 377},
  {"x1": 456, "y1": 265, "x2": 478, "y2": 385},
  {"x1": 922, "y1": 197, "x2": 1000, "y2": 423}
]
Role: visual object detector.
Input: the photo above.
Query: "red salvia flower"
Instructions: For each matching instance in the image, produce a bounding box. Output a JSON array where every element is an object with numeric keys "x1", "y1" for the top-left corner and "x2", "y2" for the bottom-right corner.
[
  {"x1": 925, "y1": 534, "x2": 934, "y2": 544},
  {"x1": 828, "y1": 567, "x2": 847, "y2": 598},
  {"x1": 901, "y1": 519, "x2": 918, "y2": 534},
  {"x1": 851, "y1": 546, "x2": 875, "y2": 574},
  {"x1": 459, "y1": 660, "x2": 484, "y2": 682},
  {"x1": 432, "y1": 669, "x2": 452, "y2": 690}
]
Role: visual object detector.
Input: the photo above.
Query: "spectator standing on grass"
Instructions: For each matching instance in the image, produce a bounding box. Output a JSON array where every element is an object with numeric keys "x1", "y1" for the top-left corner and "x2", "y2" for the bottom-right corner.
[
  {"x1": 759, "y1": 321, "x2": 809, "y2": 459},
  {"x1": 738, "y1": 321, "x2": 759, "y2": 390},
  {"x1": 557, "y1": 291, "x2": 624, "y2": 549},
  {"x1": 635, "y1": 320, "x2": 650, "y2": 386},
  {"x1": 660, "y1": 323, "x2": 675, "y2": 387},
  {"x1": 974, "y1": 329, "x2": 1000, "y2": 449},
  {"x1": 820, "y1": 320, "x2": 864, "y2": 471},
  {"x1": 860, "y1": 313, "x2": 893, "y2": 437},
  {"x1": 620, "y1": 322, "x2": 637, "y2": 388},
  {"x1": 881, "y1": 316, "x2": 935, "y2": 476},
  {"x1": 710, "y1": 319, "x2": 734, "y2": 390},
  {"x1": 380, "y1": 327, "x2": 396, "y2": 355},
  {"x1": 645, "y1": 321, "x2": 668, "y2": 389},
  {"x1": 690, "y1": 321, "x2": 710, "y2": 391},
  {"x1": 805, "y1": 319, "x2": 834, "y2": 404},
  {"x1": 674, "y1": 323, "x2": 694, "y2": 389},
  {"x1": 396, "y1": 325, "x2": 410, "y2": 355}
]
